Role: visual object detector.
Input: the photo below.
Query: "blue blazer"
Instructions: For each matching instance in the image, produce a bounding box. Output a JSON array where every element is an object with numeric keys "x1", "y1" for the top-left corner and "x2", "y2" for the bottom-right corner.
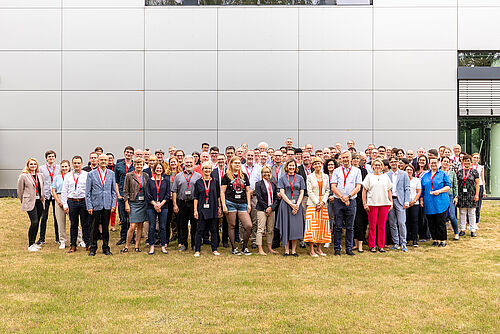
[
  {"x1": 145, "y1": 175, "x2": 170, "y2": 210},
  {"x1": 255, "y1": 179, "x2": 279, "y2": 212},
  {"x1": 85, "y1": 168, "x2": 117, "y2": 210},
  {"x1": 386, "y1": 169, "x2": 411, "y2": 206}
]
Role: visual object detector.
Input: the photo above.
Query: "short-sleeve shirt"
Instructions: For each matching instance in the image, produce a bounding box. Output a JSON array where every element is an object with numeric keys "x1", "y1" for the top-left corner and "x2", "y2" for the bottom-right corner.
[
  {"x1": 362, "y1": 173, "x2": 393, "y2": 206},
  {"x1": 171, "y1": 171, "x2": 201, "y2": 201},
  {"x1": 457, "y1": 168, "x2": 479, "y2": 208},
  {"x1": 420, "y1": 170, "x2": 451, "y2": 215},
  {"x1": 409, "y1": 177, "x2": 422, "y2": 204},
  {"x1": 221, "y1": 173, "x2": 250, "y2": 204},
  {"x1": 51, "y1": 174, "x2": 65, "y2": 194},
  {"x1": 331, "y1": 166, "x2": 362, "y2": 199}
]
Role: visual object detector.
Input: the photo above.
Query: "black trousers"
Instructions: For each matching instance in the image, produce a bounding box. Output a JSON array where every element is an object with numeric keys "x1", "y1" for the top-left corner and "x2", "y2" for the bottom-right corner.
[
  {"x1": 27, "y1": 200, "x2": 44, "y2": 246},
  {"x1": 427, "y1": 210, "x2": 448, "y2": 241},
  {"x1": 90, "y1": 209, "x2": 111, "y2": 252},
  {"x1": 418, "y1": 206, "x2": 431, "y2": 240},
  {"x1": 353, "y1": 202, "x2": 368, "y2": 241},
  {"x1": 406, "y1": 205, "x2": 419, "y2": 243},
  {"x1": 177, "y1": 200, "x2": 197, "y2": 248},
  {"x1": 68, "y1": 199, "x2": 90, "y2": 247},
  {"x1": 167, "y1": 199, "x2": 177, "y2": 241},
  {"x1": 195, "y1": 218, "x2": 218, "y2": 252},
  {"x1": 39, "y1": 198, "x2": 59, "y2": 242}
]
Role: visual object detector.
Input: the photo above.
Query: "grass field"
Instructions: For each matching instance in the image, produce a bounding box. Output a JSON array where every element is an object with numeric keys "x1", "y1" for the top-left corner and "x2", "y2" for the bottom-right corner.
[{"x1": 0, "y1": 197, "x2": 499, "y2": 333}]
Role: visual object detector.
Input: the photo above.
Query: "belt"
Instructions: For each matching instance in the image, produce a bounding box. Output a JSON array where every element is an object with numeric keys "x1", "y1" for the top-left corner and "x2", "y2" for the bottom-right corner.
[
  {"x1": 392, "y1": 196, "x2": 398, "y2": 199},
  {"x1": 68, "y1": 198, "x2": 85, "y2": 202}
]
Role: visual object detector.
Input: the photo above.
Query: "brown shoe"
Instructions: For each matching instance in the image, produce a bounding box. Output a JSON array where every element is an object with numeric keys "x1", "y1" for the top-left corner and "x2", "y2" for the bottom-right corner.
[
  {"x1": 67, "y1": 246, "x2": 77, "y2": 253},
  {"x1": 85, "y1": 246, "x2": 90, "y2": 251}
]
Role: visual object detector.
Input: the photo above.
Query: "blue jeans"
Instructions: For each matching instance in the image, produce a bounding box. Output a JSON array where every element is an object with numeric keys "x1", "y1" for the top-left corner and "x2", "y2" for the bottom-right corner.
[
  {"x1": 146, "y1": 208, "x2": 168, "y2": 247},
  {"x1": 333, "y1": 198, "x2": 356, "y2": 251},
  {"x1": 448, "y1": 193, "x2": 459, "y2": 234},
  {"x1": 476, "y1": 185, "x2": 484, "y2": 224}
]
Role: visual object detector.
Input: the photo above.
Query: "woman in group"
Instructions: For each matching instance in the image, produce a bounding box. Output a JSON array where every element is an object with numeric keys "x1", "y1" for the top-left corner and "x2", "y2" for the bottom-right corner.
[
  {"x1": 404, "y1": 164, "x2": 421, "y2": 247},
  {"x1": 415, "y1": 155, "x2": 431, "y2": 242},
  {"x1": 323, "y1": 158, "x2": 336, "y2": 248},
  {"x1": 192, "y1": 152, "x2": 200, "y2": 167},
  {"x1": 351, "y1": 153, "x2": 369, "y2": 252},
  {"x1": 145, "y1": 162, "x2": 169, "y2": 255},
  {"x1": 18, "y1": 158, "x2": 45, "y2": 252},
  {"x1": 51, "y1": 160, "x2": 71, "y2": 250},
  {"x1": 362, "y1": 158, "x2": 393, "y2": 253},
  {"x1": 420, "y1": 156, "x2": 451, "y2": 247},
  {"x1": 254, "y1": 166, "x2": 279, "y2": 255},
  {"x1": 440, "y1": 157, "x2": 460, "y2": 240},
  {"x1": 304, "y1": 157, "x2": 331, "y2": 257},
  {"x1": 166, "y1": 157, "x2": 181, "y2": 243},
  {"x1": 193, "y1": 162, "x2": 221, "y2": 257},
  {"x1": 220, "y1": 156, "x2": 253, "y2": 256},
  {"x1": 276, "y1": 159, "x2": 305, "y2": 257},
  {"x1": 121, "y1": 158, "x2": 149, "y2": 253},
  {"x1": 471, "y1": 153, "x2": 486, "y2": 225},
  {"x1": 457, "y1": 154, "x2": 480, "y2": 237}
]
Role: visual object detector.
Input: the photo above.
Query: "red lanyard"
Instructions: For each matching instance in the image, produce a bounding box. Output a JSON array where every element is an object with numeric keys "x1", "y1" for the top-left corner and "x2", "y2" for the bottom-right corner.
[
  {"x1": 430, "y1": 171, "x2": 437, "y2": 190},
  {"x1": 154, "y1": 175, "x2": 162, "y2": 201},
  {"x1": 46, "y1": 164, "x2": 55, "y2": 181},
  {"x1": 305, "y1": 167, "x2": 311, "y2": 176},
  {"x1": 98, "y1": 168, "x2": 107, "y2": 187},
  {"x1": 288, "y1": 174, "x2": 296, "y2": 198},
  {"x1": 31, "y1": 174, "x2": 39, "y2": 194},
  {"x1": 472, "y1": 164, "x2": 478, "y2": 170},
  {"x1": 244, "y1": 164, "x2": 253, "y2": 178},
  {"x1": 203, "y1": 178, "x2": 211, "y2": 203},
  {"x1": 125, "y1": 162, "x2": 131, "y2": 173},
  {"x1": 273, "y1": 164, "x2": 280, "y2": 180},
  {"x1": 342, "y1": 167, "x2": 352, "y2": 187},
  {"x1": 61, "y1": 173, "x2": 65, "y2": 182},
  {"x1": 266, "y1": 180, "x2": 273, "y2": 203},
  {"x1": 219, "y1": 167, "x2": 224, "y2": 183},
  {"x1": 135, "y1": 172, "x2": 143, "y2": 192},
  {"x1": 183, "y1": 172, "x2": 194, "y2": 189},
  {"x1": 462, "y1": 169, "x2": 471, "y2": 182},
  {"x1": 417, "y1": 170, "x2": 424, "y2": 178},
  {"x1": 72, "y1": 171, "x2": 80, "y2": 190}
]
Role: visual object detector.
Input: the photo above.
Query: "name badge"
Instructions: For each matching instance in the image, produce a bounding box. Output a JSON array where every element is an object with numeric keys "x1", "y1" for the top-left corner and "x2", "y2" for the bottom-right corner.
[
  {"x1": 235, "y1": 194, "x2": 241, "y2": 199},
  {"x1": 185, "y1": 190, "x2": 191, "y2": 195},
  {"x1": 35, "y1": 195, "x2": 40, "y2": 200},
  {"x1": 463, "y1": 188, "x2": 467, "y2": 193},
  {"x1": 137, "y1": 195, "x2": 144, "y2": 201},
  {"x1": 203, "y1": 203, "x2": 210, "y2": 209},
  {"x1": 291, "y1": 199, "x2": 296, "y2": 204}
]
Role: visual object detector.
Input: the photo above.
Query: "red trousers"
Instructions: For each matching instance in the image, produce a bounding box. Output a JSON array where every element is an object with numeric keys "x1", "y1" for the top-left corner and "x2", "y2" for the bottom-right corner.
[{"x1": 367, "y1": 205, "x2": 390, "y2": 248}]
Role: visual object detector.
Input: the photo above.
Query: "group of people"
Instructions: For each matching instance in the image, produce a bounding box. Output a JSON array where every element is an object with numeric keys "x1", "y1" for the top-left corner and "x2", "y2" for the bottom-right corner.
[{"x1": 17, "y1": 139, "x2": 485, "y2": 257}]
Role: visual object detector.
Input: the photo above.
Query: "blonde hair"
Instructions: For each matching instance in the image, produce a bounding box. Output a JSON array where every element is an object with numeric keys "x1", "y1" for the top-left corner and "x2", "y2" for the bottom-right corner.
[
  {"x1": 201, "y1": 161, "x2": 212, "y2": 170},
  {"x1": 226, "y1": 156, "x2": 244, "y2": 181},
  {"x1": 311, "y1": 156, "x2": 323, "y2": 165},
  {"x1": 371, "y1": 158, "x2": 384, "y2": 168},
  {"x1": 261, "y1": 165, "x2": 272, "y2": 177},
  {"x1": 133, "y1": 158, "x2": 145, "y2": 167},
  {"x1": 22, "y1": 158, "x2": 39, "y2": 174}
]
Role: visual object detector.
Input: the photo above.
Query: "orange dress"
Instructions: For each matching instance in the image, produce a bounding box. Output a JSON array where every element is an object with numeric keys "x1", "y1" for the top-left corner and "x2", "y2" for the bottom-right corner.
[{"x1": 304, "y1": 179, "x2": 331, "y2": 243}]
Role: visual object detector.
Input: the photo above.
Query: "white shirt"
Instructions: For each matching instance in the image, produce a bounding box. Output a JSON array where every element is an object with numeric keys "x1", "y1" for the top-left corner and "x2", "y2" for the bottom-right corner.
[
  {"x1": 263, "y1": 179, "x2": 273, "y2": 206},
  {"x1": 391, "y1": 171, "x2": 398, "y2": 197},
  {"x1": 472, "y1": 164, "x2": 484, "y2": 186},
  {"x1": 362, "y1": 173, "x2": 393, "y2": 206},
  {"x1": 61, "y1": 170, "x2": 88, "y2": 209},
  {"x1": 409, "y1": 177, "x2": 422, "y2": 205},
  {"x1": 249, "y1": 163, "x2": 265, "y2": 191}
]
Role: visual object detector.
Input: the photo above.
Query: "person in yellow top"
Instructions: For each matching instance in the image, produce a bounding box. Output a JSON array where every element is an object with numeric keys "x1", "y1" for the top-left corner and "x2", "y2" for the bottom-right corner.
[{"x1": 304, "y1": 157, "x2": 331, "y2": 257}]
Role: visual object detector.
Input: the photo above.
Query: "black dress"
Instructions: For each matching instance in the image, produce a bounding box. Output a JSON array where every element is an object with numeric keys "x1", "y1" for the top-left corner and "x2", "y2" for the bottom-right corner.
[
  {"x1": 457, "y1": 168, "x2": 479, "y2": 209},
  {"x1": 354, "y1": 167, "x2": 368, "y2": 242}
]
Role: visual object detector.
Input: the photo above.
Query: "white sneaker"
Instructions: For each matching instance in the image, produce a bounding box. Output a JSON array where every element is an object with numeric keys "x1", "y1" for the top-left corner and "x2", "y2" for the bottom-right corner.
[
  {"x1": 213, "y1": 251, "x2": 220, "y2": 256},
  {"x1": 28, "y1": 245, "x2": 39, "y2": 252},
  {"x1": 324, "y1": 243, "x2": 330, "y2": 248},
  {"x1": 33, "y1": 243, "x2": 42, "y2": 249},
  {"x1": 78, "y1": 241, "x2": 86, "y2": 248},
  {"x1": 59, "y1": 242, "x2": 66, "y2": 249},
  {"x1": 194, "y1": 252, "x2": 200, "y2": 257}
]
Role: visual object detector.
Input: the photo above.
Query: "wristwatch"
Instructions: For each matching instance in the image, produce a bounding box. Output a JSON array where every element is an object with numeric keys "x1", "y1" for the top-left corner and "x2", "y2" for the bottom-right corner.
[{"x1": 348, "y1": 194, "x2": 352, "y2": 199}]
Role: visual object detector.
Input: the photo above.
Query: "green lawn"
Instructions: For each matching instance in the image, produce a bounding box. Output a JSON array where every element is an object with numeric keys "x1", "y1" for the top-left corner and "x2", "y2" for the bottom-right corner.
[{"x1": 0, "y1": 198, "x2": 499, "y2": 333}]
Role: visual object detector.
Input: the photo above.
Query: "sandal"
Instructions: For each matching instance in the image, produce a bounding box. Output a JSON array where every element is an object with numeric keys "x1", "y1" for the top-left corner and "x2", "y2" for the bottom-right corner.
[
  {"x1": 134, "y1": 248, "x2": 142, "y2": 253},
  {"x1": 161, "y1": 249, "x2": 168, "y2": 254},
  {"x1": 120, "y1": 247, "x2": 129, "y2": 254}
]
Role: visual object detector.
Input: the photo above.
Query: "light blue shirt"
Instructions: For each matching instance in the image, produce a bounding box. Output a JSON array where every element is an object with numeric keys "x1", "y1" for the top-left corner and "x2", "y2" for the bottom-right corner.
[
  {"x1": 51, "y1": 174, "x2": 64, "y2": 194},
  {"x1": 331, "y1": 165, "x2": 362, "y2": 199}
]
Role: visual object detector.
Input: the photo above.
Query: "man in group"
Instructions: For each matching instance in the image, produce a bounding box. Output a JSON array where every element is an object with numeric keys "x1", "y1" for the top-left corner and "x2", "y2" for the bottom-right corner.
[
  {"x1": 201, "y1": 142, "x2": 210, "y2": 153},
  {"x1": 451, "y1": 144, "x2": 462, "y2": 171},
  {"x1": 209, "y1": 146, "x2": 220, "y2": 167},
  {"x1": 406, "y1": 150, "x2": 415, "y2": 163},
  {"x1": 271, "y1": 150, "x2": 285, "y2": 184},
  {"x1": 285, "y1": 138, "x2": 294, "y2": 150},
  {"x1": 225, "y1": 146, "x2": 235, "y2": 163},
  {"x1": 172, "y1": 156, "x2": 201, "y2": 251},
  {"x1": 115, "y1": 146, "x2": 135, "y2": 246},
  {"x1": 85, "y1": 154, "x2": 116, "y2": 256},
  {"x1": 330, "y1": 151, "x2": 362, "y2": 256},
  {"x1": 83, "y1": 152, "x2": 98, "y2": 172},
  {"x1": 298, "y1": 152, "x2": 313, "y2": 213},
  {"x1": 212, "y1": 153, "x2": 228, "y2": 247},
  {"x1": 387, "y1": 156, "x2": 410, "y2": 252},
  {"x1": 168, "y1": 146, "x2": 176, "y2": 158},
  {"x1": 175, "y1": 150, "x2": 185, "y2": 168},
  {"x1": 235, "y1": 146, "x2": 246, "y2": 164},
  {"x1": 347, "y1": 140, "x2": 355, "y2": 149},
  {"x1": 304, "y1": 143, "x2": 314, "y2": 156},
  {"x1": 38, "y1": 150, "x2": 61, "y2": 245},
  {"x1": 335, "y1": 142, "x2": 342, "y2": 152},
  {"x1": 61, "y1": 156, "x2": 90, "y2": 253}
]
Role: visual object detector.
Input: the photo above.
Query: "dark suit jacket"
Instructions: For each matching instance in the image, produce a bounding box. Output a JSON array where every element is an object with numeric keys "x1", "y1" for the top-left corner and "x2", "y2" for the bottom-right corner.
[
  {"x1": 254, "y1": 179, "x2": 279, "y2": 212},
  {"x1": 298, "y1": 165, "x2": 313, "y2": 196}
]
